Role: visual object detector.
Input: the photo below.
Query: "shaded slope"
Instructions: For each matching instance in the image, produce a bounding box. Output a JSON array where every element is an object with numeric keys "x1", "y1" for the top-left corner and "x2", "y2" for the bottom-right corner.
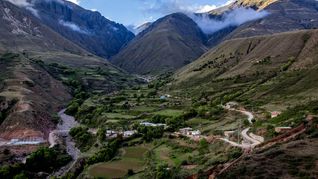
[
  {"x1": 0, "y1": 0, "x2": 86, "y2": 54},
  {"x1": 111, "y1": 13, "x2": 207, "y2": 75},
  {"x1": 33, "y1": 0, "x2": 134, "y2": 58}
]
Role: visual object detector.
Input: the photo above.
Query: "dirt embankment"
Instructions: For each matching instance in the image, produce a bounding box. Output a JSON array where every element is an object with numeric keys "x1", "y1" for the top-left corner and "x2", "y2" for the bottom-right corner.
[{"x1": 0, "y1": 54, "x2": 71, "y2": 149}]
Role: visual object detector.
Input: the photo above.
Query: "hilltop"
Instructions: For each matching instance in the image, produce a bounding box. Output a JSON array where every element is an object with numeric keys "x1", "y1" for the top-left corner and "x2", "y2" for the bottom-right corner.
[{"x1": 111, "y1": 13, "x2": 207, "y2": 75}]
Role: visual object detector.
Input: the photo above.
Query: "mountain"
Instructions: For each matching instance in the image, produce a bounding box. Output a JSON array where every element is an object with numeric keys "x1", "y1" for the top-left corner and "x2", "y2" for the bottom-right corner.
[
  {"x1": 32, "y1": 0, "x2": 135, "y2": 58},
  {"x1": 135, "y1": 22, "x2": 152, "y2": 34},
  {"x1": 206, "y1": 0, "x2": 318, "y2": 46},
  {"x1": 0, "y1": 0, "x2": 86, "y2": 54},
  {"x1": 228, "y1": 0, "x2": 318, "y2": 38},
  {"x1": 111, "y1": 13, "x2": 208, "y2": 75},
  {"x1": 232, "y1": 0, "x2": 278, "y2": 9},
  {"x1": 173, "y1": 29, "x2": 318, "y2": 107},
  {"x1": 0, "y1": 0, "x2": 137, "y2": 146}
]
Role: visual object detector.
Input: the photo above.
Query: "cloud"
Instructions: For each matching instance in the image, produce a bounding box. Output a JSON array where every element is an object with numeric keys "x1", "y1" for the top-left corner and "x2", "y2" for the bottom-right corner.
[
  {"x1": 66, "y1": 0, "x2": 80, "y2": 5},
  {"x1": 5, "y1": 0, "x2": 39, "y2": 17},
  {"x1": 59, "y1": 20, "x2": 89, "y2": 34},
  {"x1": 190, "y1": 7, "x2": 269, "y2": 34},
  {"x1": 142, "y1": 0, "x2": 234, "y2": 14},
  {"x1": 196, "y1": 5, "x2": 217, "y2": 13},
  {"x1": 141, "y1": 0, "x2": 269, "y2": 34}
]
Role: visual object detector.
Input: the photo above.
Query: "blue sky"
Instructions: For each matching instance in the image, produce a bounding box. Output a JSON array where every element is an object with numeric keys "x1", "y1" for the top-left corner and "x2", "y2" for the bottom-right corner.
[{"x1": 69, "y1": 0, "x2": 231, "y2": 26}]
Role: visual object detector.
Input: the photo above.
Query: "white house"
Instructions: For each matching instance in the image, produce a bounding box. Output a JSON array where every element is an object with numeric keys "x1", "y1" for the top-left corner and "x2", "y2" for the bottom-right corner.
[
  {"x1": 179, "y1": 128, "x2": 201, "y2": 137},
  {"x1": 140, "y1": 122, "x2": 166, "y2": 127},
  {"x1": 123, "y1": 131, "x2": 136, "y2": 138}
]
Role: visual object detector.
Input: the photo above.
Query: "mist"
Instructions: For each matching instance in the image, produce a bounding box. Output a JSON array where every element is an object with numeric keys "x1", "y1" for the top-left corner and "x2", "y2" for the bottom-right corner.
[
  {"x1": 141, "y1": 0, "x2": 269, "y2": 35},
  {"x1": 59, "y1": 20, "x2": 89, "y2": 34},
  {"x1": 5, "y1": 0, "x2": 39, "y2": 17},
  {"x1": 190, "y1": 8, "x2": 269, "y2": 34}
]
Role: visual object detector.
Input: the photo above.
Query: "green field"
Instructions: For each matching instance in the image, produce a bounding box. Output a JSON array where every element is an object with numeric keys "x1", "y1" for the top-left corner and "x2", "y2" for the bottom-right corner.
[
  {"x1": 153, "y1": 109, "x2": 184, "y2": 117},
  {"x1": 105, "y1": 113, "x2": 136, "y2": 119},
  {"x1": 88, "y1": 145, "x2": 152, "y2": 178}
]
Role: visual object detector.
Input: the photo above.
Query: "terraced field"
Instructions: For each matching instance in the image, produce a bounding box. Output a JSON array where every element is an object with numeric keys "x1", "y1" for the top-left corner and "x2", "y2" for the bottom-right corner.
[{"x1": 88, "y1": 145, "x2": 152, "y2": 178}]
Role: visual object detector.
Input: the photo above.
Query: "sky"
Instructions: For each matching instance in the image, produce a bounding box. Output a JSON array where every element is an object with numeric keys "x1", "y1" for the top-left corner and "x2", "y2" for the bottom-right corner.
[{"x1": 67, "y1": 0, "x2": 232, "y2": 26}]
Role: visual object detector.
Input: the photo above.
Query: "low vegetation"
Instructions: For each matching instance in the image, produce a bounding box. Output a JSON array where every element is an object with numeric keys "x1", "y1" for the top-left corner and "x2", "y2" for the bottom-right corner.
[{"x1": 0, "y1": 147, "x2": 71, "y2": 178}]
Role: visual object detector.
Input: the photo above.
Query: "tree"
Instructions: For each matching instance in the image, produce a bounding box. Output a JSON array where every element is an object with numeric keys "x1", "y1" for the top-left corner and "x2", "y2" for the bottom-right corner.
[
  {"x1": 127, "y1": 169, "x2": 134, "y2": 176},
  {"x1": 25, "y1": 147, "x2": 71, "y2": 173},
  {"x1": 97, "y1": 127, "x2": 106, "y2": 142},
  {"x1": 199, "y1": 138, "x2": 209, "y2": 154}
]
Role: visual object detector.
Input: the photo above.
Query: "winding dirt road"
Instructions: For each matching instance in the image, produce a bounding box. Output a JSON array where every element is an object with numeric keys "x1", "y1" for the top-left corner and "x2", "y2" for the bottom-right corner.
[{"x1": 220, "y1": 104, "x2": 264, "y2": 149}]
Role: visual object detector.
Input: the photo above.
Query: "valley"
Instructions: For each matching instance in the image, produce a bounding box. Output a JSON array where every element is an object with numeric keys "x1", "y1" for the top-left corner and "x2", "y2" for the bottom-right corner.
[{"x1": 0, "y1": 0, "x2": 317, "y2": 178}]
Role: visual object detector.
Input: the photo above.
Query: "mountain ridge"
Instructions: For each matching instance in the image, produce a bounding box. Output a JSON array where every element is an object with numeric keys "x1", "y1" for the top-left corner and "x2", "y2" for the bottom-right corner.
[{"x1": 111, "y1": 13, "x2": 208, "y2": 75}]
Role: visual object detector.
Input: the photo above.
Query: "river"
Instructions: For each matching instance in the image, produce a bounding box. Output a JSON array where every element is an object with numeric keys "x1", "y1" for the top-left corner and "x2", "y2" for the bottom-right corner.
[{"x1": 48, "y1": 109, "x2": 80, "y2": 177}]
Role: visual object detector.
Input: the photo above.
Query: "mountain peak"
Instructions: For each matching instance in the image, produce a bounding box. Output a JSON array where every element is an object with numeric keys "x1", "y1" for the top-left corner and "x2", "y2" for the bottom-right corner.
[{"x1": 111, "y1": 13, "x2": 207, "y2": 75}]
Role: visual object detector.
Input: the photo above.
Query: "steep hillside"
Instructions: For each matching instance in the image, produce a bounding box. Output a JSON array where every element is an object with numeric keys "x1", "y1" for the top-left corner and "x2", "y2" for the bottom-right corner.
[
  {"x1": 0, "y1": 53, "x2": 70, "y2": 140},
  {"x1": 0, "y1": 0, "x2": 138, "y2": 149},
  {"x1": 207, "y1": 0, "x2": 318, "y2": 46},
  {"x1": 233, "y1": 0, "x2": 278, "y2": 9},
  {"x1": 0, "y1": 0, "x2": 86, "y2": 54},
  {"x1": 173, "y1": 29, "x2": 318, "y2": 108},
  {"x1": 135, "y1": 22, "x2": 152, "y2": 34},
  {"x1": 228, "y1": 0, "x2": 318, "y2": 39},
  {"x1": 32, "y1": 0, "x2": 135, "y2": 58},
  {"x1": 111, "y1": 13, "x2": 207, "y2": 75}
]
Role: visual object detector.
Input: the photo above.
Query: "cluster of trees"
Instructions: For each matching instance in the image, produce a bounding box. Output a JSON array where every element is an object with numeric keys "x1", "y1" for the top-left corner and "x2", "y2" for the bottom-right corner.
[
  {"x1": 0, "y1": 98, "x2": 18, "y2": 125},
  {"x1": 65, "y1": 91, "x2": 90, "y2": 116},
  {"x1": 87, "y1": 139, "x2": 120, "y2": 165},
  {"x1": 0, "y1": 147, "x2": 71, "y2": 178},
  {"x1": 25, "y1": 147, "x2": 71, "y2": 173},
  {"x1": 69, "y1": 127, "x2": 94, "y2": 151},
  {"x1": 137, "y1": 125, "x2": 164, "y2": 142}
]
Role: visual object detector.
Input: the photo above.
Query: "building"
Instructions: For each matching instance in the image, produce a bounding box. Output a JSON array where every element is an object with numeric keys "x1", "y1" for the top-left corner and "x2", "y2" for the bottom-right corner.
[
  {"x1": 106, "y1": 130, "x2": 118, "y2": 138},
  {"x1": 123, "y1": 131, "x2": 136, "y2": 138},
  {"x1": 179, "y1": 128, "x2": 201, "y2": 137},
  {"x1": 271, "y1": 111, "x2": 282, "y2": 118},
  {"x1": 190, "y1": 130, "x2": 201, "y2": 137},
  {"x1": 225, "y1": 102, "x2": 238, "y2": 109},
  {"x1": 140, "y1": 122, "x2": 166, "y2": 127},
  {"x1": 275, "y1": 127, "x2": 292, "y2": 133},
  {"x1": 179, "y1": 127, "x2": 193, "y2": 135}
]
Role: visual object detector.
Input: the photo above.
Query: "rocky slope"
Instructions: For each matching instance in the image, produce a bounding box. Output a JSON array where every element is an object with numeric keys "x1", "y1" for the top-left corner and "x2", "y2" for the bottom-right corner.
[{"x1": 111, "y1": 13, "x2": 207, "y2": 75}]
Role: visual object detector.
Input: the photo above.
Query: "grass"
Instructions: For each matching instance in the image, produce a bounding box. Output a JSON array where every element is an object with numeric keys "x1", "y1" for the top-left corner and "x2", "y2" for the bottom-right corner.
[
  {"x1": 153, "y1": 109, "x2": 184, "y2": 117},
  {"x1": 197, "y1": 111, "x2": 246, "y2": 135},
  {"x1": 88, "y1": 145, "x2": 152, "y2": 178},
  {"x1": 153, "y1": 145, "x2": 174, "y2": 165},
  {"x1": 153, "y1": 143, "x2": 196, "y2": 166},
  {"x1": 105, "y1": 113, "x2": 136, "y2": 120},
  {"x1": 186, "y1": 118, "x2": 210, "y2": 127},
  {"x1": 131, "y1": 106, "x2": 157, "y2": 112}
]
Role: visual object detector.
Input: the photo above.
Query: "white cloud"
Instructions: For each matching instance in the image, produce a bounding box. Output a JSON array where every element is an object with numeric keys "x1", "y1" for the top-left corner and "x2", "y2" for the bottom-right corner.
[
  {"x1": 142, "y1": 0, "x2": 235, "y2": 15},
  {"x1": 66, "y1": 0, "x2": 80, "y2": 5},
  {"x1": 195, "y1": 5, "x2": 217, "y2": 13},
  {"x1": 191, "y1": 7, "x2": 269, "y2": 34},
  {"x1": 59, "y1": 19, "x2": 89, "y2": 34},
  {"x1": 5, "y1": 0, "x2": 39, "y2": 17}
]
